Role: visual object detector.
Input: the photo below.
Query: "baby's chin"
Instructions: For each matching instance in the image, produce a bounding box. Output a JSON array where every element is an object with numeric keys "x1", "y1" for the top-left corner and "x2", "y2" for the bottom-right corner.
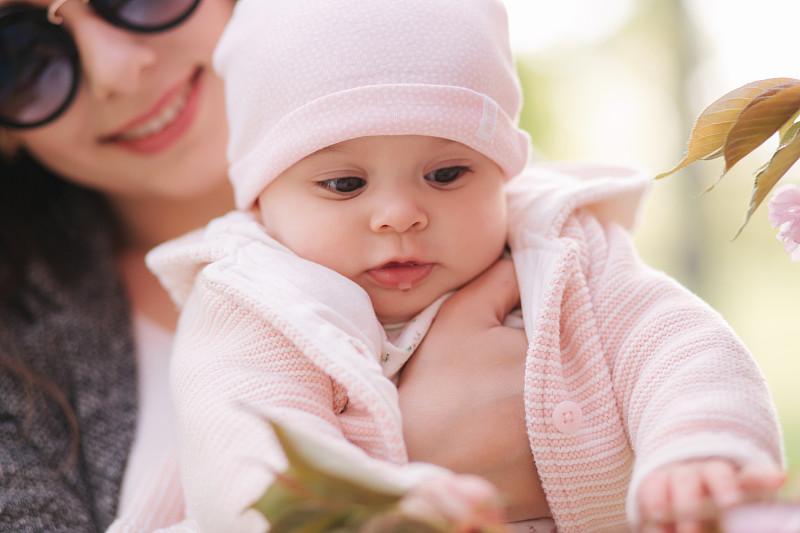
[
  {"x1": 375, "y1": 301, "x2": 430, "y2": 327},
  {"x1": 373, "y1": 292, "x2": 449, "y2": 327}
]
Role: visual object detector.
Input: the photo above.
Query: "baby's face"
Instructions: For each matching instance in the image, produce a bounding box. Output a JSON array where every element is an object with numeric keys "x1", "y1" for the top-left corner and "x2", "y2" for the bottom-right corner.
[{"x1": 257, "y1": 135, "x2": 508, "y2": 324}]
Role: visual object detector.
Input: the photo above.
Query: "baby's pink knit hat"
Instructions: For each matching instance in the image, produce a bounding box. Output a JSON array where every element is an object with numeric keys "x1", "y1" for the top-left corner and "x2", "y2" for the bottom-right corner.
[{"x1": 214, "y1": 0, "x2": 531, "y2": 210}]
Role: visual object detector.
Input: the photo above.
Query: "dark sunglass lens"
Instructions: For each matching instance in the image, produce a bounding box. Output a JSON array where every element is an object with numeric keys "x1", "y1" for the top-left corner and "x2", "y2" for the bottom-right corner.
[
  {"x1": 95, "y1": 0, "x2": 201, "y2": 32},
  {"x1": 0, "y1": 11, "x2": 78, "y2": 127}
]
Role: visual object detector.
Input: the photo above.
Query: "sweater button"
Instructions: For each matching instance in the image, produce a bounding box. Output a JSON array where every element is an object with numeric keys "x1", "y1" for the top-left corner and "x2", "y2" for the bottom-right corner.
[{"x1": 552, "y1": 400, "x2": 582, "y2": 434}]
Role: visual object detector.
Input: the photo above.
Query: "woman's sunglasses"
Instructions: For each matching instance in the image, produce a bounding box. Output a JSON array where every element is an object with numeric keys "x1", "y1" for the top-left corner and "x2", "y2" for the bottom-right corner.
[{"x1": 0, "y1": 0, "x2": 202, "y2": 129}]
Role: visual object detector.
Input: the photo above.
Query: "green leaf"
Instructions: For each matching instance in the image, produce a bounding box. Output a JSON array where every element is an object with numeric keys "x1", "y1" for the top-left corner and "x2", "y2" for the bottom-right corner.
[
  {"x1": 253, "y1": 421, "x2": 512, "y2": 533},
  {"x1": 360, "y1": 514, "x2": 445, "y2": 533},
  {"x1": 253, "y1": 421, "x2": 442, "y2": 533},
  {"x1": 253, "y1": 422, "x2": 405, "y2": 526},
  {"x1": 267, "y1": 504, "x2": 352, "y2": 533},
  {"x1": 255, "y1": 472, "x2": 316, "y2": 527}
]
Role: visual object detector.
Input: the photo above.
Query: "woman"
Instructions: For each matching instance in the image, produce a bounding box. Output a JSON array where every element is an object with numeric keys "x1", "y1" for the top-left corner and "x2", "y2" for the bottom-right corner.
[{"x1": 0, "y1": 0, "x2": 235, "y2": 530}]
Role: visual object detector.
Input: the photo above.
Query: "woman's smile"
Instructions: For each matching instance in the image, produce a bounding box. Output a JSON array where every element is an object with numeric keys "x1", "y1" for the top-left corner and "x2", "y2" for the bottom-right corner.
[{"x1": 101, "y1": 68, "x2": 204, "y2": 154}]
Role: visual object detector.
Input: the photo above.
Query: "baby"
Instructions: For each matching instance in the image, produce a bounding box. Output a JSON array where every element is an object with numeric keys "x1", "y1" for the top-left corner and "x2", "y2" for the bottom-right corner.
[{"x1": 131, "y1": 0, "x2": 786, "y2": 532}]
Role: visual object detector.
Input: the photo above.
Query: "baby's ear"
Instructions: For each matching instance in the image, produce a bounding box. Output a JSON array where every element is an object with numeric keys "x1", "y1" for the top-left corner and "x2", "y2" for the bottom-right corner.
[{"x1": 250, "y1": 198, "x2": 269, "y2": 227}]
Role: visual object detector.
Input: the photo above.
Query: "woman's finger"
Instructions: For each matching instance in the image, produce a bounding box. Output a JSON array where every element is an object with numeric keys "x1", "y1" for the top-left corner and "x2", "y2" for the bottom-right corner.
[{"x1": 435, "y1": 258, "x2": 520, "y2": 329}]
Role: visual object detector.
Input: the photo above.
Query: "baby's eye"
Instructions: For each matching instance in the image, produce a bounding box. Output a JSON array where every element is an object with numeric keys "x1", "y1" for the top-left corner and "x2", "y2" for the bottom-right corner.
[
  {"x1": 318, "y1": 176, "x2": 366, "y2": 195},
  {"x1": 424, "y1": 166, "x2": 470, "y2": 185}
]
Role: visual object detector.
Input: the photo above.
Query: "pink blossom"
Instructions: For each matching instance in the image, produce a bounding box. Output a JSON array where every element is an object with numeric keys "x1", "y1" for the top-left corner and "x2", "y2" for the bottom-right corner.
[
  {"x1": 720, "y1": 502, "x2": 800, "y2": 533},
  {"x1": 768, "y1": 183, "x2": 800, "y2": 261}
]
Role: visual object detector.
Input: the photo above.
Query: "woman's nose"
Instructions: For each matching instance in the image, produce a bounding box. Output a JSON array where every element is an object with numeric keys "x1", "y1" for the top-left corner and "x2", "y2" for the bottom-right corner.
[
  {"x1": 60, "y1": 4, "x2": 157, "y2": 101},
  {"x1": 369, "y1": 192, "x2": 429, "y2": 234}
]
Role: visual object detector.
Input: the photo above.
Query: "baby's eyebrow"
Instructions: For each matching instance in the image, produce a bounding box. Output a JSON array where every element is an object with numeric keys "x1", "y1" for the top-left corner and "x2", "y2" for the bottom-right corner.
[
  {"x1": 308, "y1": 136, "x2": 461, "y2": 160},
  {"x1": 295, "y1": 145, "x2": 348, "y2": 166},
  {"x1": 307, "y1": 144, "x2": 350, "y2": 158}
]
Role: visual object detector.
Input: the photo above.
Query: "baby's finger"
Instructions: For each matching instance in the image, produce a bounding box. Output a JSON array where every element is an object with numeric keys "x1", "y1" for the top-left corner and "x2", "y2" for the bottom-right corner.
[
  {"x1": 402, "y1": 474, "x2": 502, "y2": 526},
  {"x1": 670, "y1": 465, "x2": 704, "y2": 533},
  {"x1": 738, "y1": 463, "x2": 786, "y2": 497},
  {"x1": 702, "y1": 460, "x2": 742, "y2": 509},
  {"x1": 407, "y1": 477, "x2": 473, "y2": 519},
  {"x1": 637, "y1": 469, "x2": 672, "y2": 533}
]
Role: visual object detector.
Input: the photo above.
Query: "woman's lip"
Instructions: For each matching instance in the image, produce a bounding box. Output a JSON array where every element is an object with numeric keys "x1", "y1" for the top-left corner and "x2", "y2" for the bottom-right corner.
[
  {"x1": 367, "y1": 262, "x2": 434, "y2": 290},
  {"x1": 101, "y1": 69, "x2": 203, "y2": 154}
]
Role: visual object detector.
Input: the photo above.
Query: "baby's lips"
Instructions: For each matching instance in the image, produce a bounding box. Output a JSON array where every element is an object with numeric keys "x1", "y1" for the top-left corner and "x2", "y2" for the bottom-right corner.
[{"x1": 367, "y1": 262, "x2": 434, "y2": 290}]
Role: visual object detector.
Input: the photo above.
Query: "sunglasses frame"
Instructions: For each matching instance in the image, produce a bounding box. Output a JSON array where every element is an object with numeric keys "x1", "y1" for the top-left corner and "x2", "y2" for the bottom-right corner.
[
  {"x1": 0, "y1": 0, "x2": 202, "y2": 128},
  {"x1": 86, "y1": 0, "x2": 202, "y2": 34}
]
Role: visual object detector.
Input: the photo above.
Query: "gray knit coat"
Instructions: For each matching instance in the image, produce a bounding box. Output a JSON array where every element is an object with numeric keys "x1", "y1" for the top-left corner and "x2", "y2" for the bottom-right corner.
[{"x1": 0, "y1": 198, "x2": 137, "y2": 532}]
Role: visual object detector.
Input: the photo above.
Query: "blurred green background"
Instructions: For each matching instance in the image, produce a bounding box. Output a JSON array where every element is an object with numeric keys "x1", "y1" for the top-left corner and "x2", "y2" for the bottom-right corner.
[{"x1": 505, "y1": 0, "x2": 800, "y2": 471}]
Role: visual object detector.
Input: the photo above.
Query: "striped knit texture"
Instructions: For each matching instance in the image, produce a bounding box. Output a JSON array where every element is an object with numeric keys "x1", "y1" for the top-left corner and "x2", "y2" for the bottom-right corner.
[
  {"x1": 109, "y1": 164, "x2": 784, "y2": 533},
  {"x1": 509, "y1": 171, "x2": 784, "y2": 531},
  {"x1": 135, "y1": 232, "x2": 448, "y2": 532},
  {"x1": 521, "y1": 213, "x2": 635, "y2": 531}
]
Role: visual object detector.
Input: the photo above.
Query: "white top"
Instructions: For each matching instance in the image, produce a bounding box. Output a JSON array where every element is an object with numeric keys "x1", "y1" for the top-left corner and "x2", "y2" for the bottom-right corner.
[{"x1": 118, "y1": 313, "x2": 177, "y2": 514}]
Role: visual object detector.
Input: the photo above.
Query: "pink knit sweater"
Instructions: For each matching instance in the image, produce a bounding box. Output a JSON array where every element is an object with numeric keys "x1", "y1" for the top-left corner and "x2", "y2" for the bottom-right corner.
[
  {"x1": 107, "y1": 163, "x2": 783, "y2": 533},
  {"x1": 507, "y1": 163, "x2": 782, "y2": 530}
]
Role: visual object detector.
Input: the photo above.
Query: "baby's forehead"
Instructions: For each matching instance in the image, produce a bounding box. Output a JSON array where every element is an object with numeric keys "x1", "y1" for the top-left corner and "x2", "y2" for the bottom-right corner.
[
  {"x1": 301, "y1": 137, "x2": 481, "y2": 167},
  {"x1": 318, "y1": 135, "x2": 463, "y2": 153},
  {"x1": 290, "y1": 135, "x2": 508, "y2": 180}
]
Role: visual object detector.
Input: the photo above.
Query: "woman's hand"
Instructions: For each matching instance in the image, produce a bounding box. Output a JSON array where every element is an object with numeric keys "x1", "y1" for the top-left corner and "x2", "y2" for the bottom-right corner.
[{"x1": 397, "y1": 259, "x2": 550, "y2": 522}]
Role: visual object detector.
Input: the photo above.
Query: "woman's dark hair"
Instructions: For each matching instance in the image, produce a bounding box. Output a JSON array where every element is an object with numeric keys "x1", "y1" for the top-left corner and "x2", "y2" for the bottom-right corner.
[
  {"x1": 0, "y1": 152, "x2": 115, "y2": 299},
  {"x1": 0, "y1": 151, "x2": 120, "y2": 470}
]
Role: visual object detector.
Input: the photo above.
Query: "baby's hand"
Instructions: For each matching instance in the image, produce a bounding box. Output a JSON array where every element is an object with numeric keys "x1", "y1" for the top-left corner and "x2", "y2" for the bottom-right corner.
[
  {"x1": 400, "y1": 473, "x2": 508, "y2": 532},
  {"x1": 636, "y1": 459, "x2": 785, "y2": 533}
]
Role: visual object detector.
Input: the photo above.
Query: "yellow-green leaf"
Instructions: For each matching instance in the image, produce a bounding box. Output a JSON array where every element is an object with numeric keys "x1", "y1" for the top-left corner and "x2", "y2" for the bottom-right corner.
[
  {"x1": 267, "y1": 504, "x2": 353, "y2": 533},
  {"x1": 723, "y1": 80, "x2": 800, "y2": 173},
  {"x1": 656, "y1": 78, "x2": 795, "y2": 180},
  {"x1": 253, "y1": 422, "x2": 403, "y2": 515},
  {"x1": 779, "y1": 108, "x2": 800, "y2": 137},
  {"x1": 360, "y1": 514, "x2": 444, "y2": 533},
  {"x1": 253, "y1": 421, "x2": 511, "y2": 533},
  {"x1": 735, "y1": 120, "x2": 800, "y2": 237}
]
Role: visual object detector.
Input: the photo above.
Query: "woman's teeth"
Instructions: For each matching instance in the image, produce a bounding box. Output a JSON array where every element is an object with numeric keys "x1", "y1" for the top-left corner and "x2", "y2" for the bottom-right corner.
[{"x1": 118, "y1": 82, "x2": 191, "y2": 141}]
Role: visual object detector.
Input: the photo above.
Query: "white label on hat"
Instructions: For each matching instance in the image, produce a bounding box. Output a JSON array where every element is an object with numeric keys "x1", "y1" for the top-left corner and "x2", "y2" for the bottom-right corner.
[{"x1": 475, "y1": 96, "x2": 498, "y2": 141}]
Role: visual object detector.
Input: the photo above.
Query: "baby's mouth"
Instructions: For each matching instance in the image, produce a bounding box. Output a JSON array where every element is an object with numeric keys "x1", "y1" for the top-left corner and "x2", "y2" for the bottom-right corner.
[{"x1": 367, "y1": 262, "x2": 434, "y2": 291}]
